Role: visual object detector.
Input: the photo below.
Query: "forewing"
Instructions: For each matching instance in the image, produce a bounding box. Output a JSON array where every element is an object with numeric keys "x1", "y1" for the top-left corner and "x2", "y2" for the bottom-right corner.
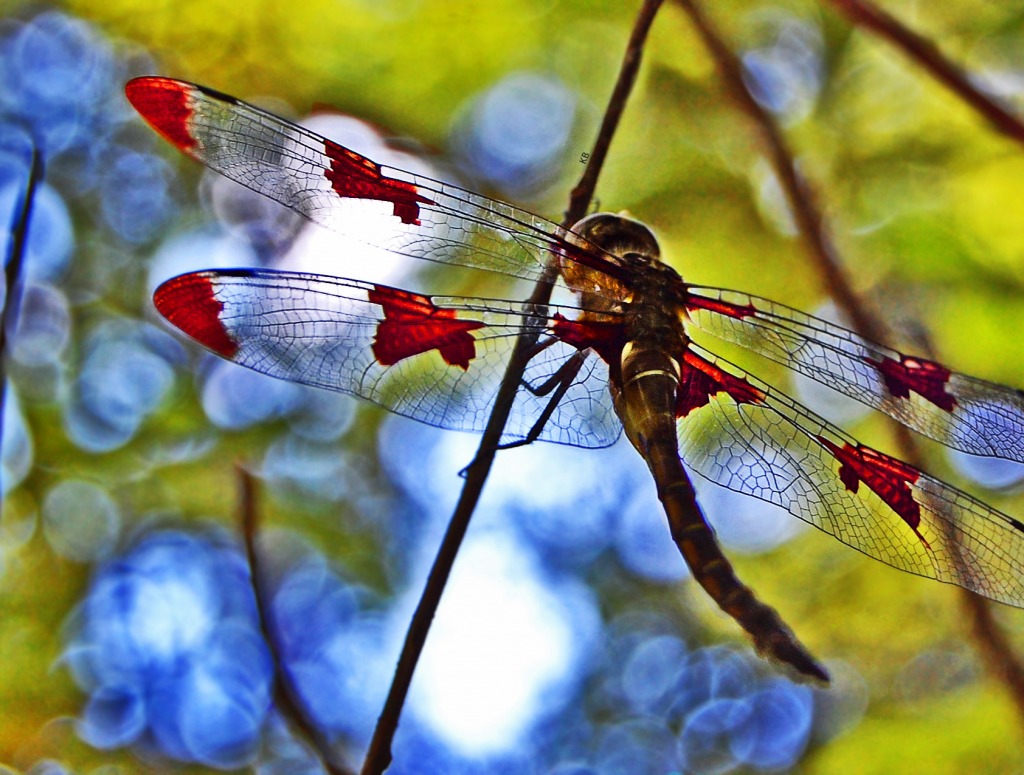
[
  {"x1": 126, "y1": 77, "x2": 626, "y2": 288},
  {"x1": 678, "y1": 343, "x2": 1024, "y2": 606},
  {"x1": 154, "y1": 269, "x2": 620, "y2": 449},
  {"x1": 685, "y1": 287, "x2": 1024, "y2": 463}
]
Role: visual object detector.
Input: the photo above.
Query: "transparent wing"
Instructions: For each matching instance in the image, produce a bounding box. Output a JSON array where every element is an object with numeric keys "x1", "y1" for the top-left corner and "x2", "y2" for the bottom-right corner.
[
  {"x1": 155, "y1": 269, "x2": 621, "y2": 449},
  {"x1": 685, "y1": 287, "x2": 1024, "y2": 463},
  {"x1": 126, "y1": 77, "x2": 627, "y2": 287},
  {"x1": 678, "y1": 343, "x2": 1024, "y2": 606}
]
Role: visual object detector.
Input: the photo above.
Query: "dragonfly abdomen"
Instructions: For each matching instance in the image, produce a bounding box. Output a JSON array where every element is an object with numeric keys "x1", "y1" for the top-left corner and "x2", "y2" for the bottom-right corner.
[
  {"x1": 645, "y1": 438, "x2": 828, "y2": 683},
  {"x1": 616, "y1": 341, "x2": 681, "y2": 453},
  {"x1": 615, "y1": 339, "x2": 827, "y2": 682}
]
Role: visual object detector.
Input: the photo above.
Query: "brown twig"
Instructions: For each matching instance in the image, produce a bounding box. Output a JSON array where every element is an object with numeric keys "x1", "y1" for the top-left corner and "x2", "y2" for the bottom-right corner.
[
  {"x1": 825, "y1": 0, "x2": 1024, "y2": 144},
  {"x1": 966, "y1": 593, "x2": 1024, "y2": 702},
  {"x1": 677, "y1": 0, "x2": 1024, "y2": 715},
  {"x1": 567, "y1": 0, "x2": 665, "y2": 224},
  {"x1": 676, "y1": 0, "x2": 887, "y2": 343},
  {"x1": 0, "y1": 148, "x2": 43, "y2": 519},
  {"x1": 236, "y1": 464, "x2": 355, "y2": 775},
  {"x1": 360, "y1": 2, "x2": 663, "y2": 772}
]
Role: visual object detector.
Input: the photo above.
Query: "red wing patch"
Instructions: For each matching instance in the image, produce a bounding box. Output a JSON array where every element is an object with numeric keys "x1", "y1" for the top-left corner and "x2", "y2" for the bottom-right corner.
[
  {"x1": 551, "y1": 313, "x2": 627, "y2": 366},
  {"x1": 369, "y1": 286, "x2": 485, "y2": 369},
  {"x1": 677, "y1": 351, "x2": 766, "y2": 417},
  {"x1": 125, "y1": 78, "x2": 198, "y2": 152},
  {"x1": 154, "y1": 273, "x2": 238, "y2": 358},
  {"x1": 684, "y1": 293, "x2": 757, "y2": 320},
  {"x1": 818, "y1": 437, "x2": 928, "y2": 547},
  {"x1": 323, "y1": 140, "x2": 435, "y2": 226},
  {"x1": 867, "y1": 354, "x2": 956, "y2": 412}
]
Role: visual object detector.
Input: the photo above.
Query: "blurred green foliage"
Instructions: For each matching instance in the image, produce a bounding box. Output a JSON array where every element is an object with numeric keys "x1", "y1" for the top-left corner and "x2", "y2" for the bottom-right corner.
[{"x1": 2, "y1": 0, "x2": 1024, "y2": 771}]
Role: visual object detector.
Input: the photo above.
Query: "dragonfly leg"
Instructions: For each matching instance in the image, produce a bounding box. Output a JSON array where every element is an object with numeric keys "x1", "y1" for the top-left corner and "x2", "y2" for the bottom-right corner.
[
  {"x1": 496, "y1": 349, "x2": 589, "y2": 451},
  {"x1": 459, "y1": 347, "x2": 589, "y2": 478}
]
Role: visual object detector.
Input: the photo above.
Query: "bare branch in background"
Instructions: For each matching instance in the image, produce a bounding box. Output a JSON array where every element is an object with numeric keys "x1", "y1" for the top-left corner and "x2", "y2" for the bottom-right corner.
[
  {"x1": 0, "y1": 148, "x2": 43, "y2": 519},
  {"x1": 825, "y1": 0, "x2": 1024, "y2": 144},
  {"x1": 676, "y1": 0, "x2": 887, "y2": 343},
  {"x1": 237, "y1": 464, "x2": 356, "y2": 775},
  {"x1": 676, "y1": 0, "x2": 1024, "y2": 717}
]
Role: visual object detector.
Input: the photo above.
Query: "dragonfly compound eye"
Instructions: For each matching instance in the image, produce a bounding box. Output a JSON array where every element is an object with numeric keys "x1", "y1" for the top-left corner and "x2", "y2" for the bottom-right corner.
[{"x1": 572, "y1": 212, "x2": 661, "y2": 261}]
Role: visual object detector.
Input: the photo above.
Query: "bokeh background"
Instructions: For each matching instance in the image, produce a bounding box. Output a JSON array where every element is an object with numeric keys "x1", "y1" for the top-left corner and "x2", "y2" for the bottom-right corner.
[{"x1": 2, "y1": 0, "x2": 1024, "y2": 772}]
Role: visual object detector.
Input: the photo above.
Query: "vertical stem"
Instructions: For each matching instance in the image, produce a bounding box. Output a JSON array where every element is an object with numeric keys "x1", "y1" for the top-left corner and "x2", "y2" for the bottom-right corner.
[
  {"x1": 237, "y1": 464, "x2": 355, "y2": 775},
  {"x1": 0, "y1": 148, "x2": 44, "y2": 517},
  {"x1": 360, "y1": 2, "x2": 664, "y2": 772}
]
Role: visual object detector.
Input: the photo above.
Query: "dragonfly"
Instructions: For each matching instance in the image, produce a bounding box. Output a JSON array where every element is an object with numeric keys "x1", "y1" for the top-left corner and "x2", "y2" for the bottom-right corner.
[{"x1": 127, "y1": 76, "x2": 1024, "y2": 683}]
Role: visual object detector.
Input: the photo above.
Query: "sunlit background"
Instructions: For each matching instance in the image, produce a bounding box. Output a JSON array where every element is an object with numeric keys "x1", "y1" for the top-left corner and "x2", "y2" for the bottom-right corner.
[{"x1": 2, "y1": 1, "x2": 1024, "y2": 772}]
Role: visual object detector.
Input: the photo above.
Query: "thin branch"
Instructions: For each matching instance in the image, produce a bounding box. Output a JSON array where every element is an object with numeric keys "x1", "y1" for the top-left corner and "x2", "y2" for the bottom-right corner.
[
  {"x1": 676, "y1": 0, "x2": 887, "y2": 343},
  {"x1": 360, "y1": 3, "x2": 664, "y2": 773},
  {"x1": 677, "y1": 0, "x2": 1024, "y2": 715},
  {"x1": 236, "y1": 464, "x2": 355, "y2": 775},
  {"x1": 567, "y1": 0, "x2": 665, "y2": 223},
  {"x1": 824, "y1": 0, "x2": 1024, "y2": 144},
  {"x1": 0, "y1": 148, "x2": 43, "y2": 519},
  {"x1": 965, "y1": 593, "x2": 1024, "y2": 701}
]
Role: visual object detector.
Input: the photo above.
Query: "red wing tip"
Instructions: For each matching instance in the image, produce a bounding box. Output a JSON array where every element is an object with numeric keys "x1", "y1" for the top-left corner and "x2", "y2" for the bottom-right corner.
[
  {"x1": 126, "y1": 76, "x2": 239, "y2": 103},
  {"x1": 154, "y1": 273, "x2": 239, "y2": 358},
  {"x1": 125, "y1": 76, "x2": 192, "y2": 109},
  {"x1": 126, "y1": 75, "x2": 185, "y2": 91},
  {"x1": 127, "y1": 77, "x2": 244, "y2": 154},
  {"x1": 126, "y1": 76, "x2": 202, "y2": 152}
]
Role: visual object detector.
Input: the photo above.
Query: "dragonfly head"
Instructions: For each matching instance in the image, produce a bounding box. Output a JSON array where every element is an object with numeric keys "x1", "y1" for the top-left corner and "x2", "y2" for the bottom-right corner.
[{"x1": 572, "y1": 212, "x2": 661, "y2": 264}]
